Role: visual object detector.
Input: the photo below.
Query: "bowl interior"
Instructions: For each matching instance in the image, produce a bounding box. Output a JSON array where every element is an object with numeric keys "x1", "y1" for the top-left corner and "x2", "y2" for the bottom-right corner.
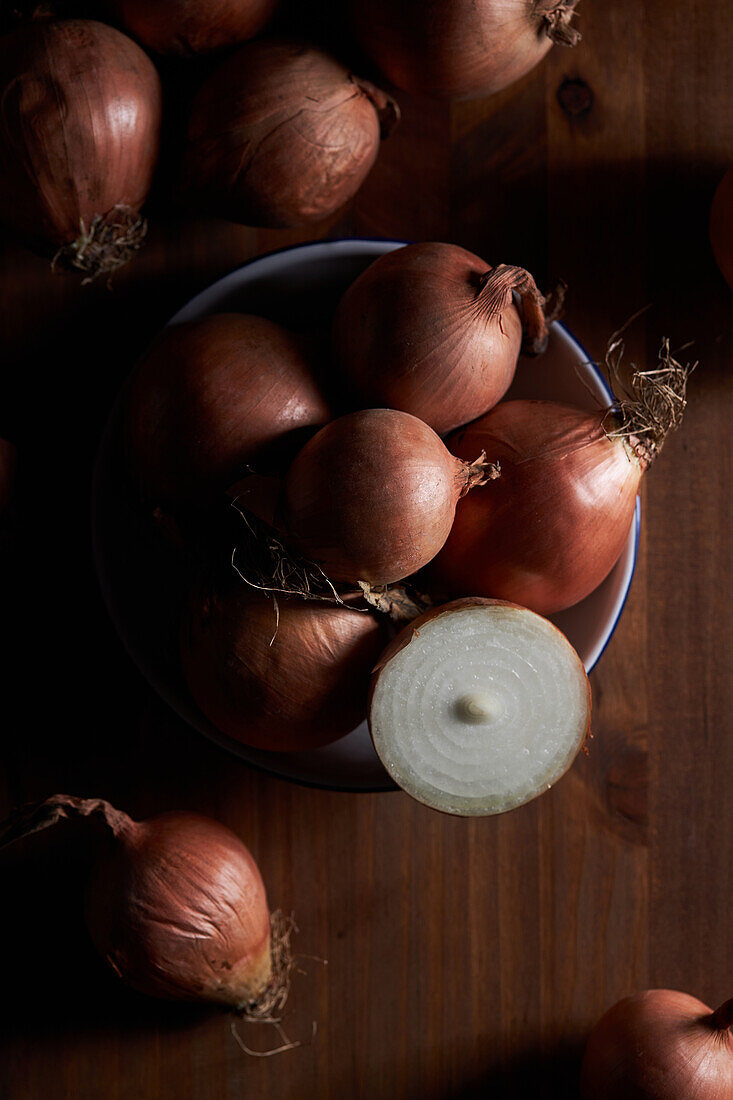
[{"x1": 93, "y1": 239, "x2": 639, "y2": 792}]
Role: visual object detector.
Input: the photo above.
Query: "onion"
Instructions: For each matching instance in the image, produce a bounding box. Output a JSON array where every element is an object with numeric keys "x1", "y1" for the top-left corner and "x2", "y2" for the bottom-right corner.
[
  {"x1": 180, "y1": 39, "x2": 399, "y2": 229},
  {"x1": 0, "y1": 20, "x2": 162, "y2": 280},
  {"x1": 108, "y1": 0, "x2": 278, "y2": 55},
  {"x1": 333, "y1": 242, "x2": 549, "y2": 434},
  {"x1": 581, "y1": 989, "x2": 733, "y2": 1099},
  {"x1": 0, "y1": 795, "x2": 287, "y2": 1012},
  {"x1": 434, "y1": 347, "x2": 691, "y2": 614},
  {"x1": 711, "y1": 166, "x2": 733, "y2": 291},
  {"x1": 283, "y1": 409, "x2": 496, "y2": 586},
  {"x1": 181, "y1": 579, "x2": 388, "y2": 751},
  {"x1": 369, "y1": 598, "x2": 590, "y2": 816},
  {"x1": 125, "y1": 313, "x2": 330, "y2": 509},
  {"x1": 350, "y1": 0, "x2": 581, "y2": 100}
]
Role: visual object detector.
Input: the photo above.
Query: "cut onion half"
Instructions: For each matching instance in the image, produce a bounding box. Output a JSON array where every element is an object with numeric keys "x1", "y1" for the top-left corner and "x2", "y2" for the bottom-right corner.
[{"x1": 369, "y1": 599, "x2": 591, "y2": 816}]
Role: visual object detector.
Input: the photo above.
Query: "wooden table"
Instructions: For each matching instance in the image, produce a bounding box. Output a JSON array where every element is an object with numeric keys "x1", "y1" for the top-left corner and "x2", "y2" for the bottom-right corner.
[{"x1": 1, "y1": 2, "x2": 732, "y2": 1096}]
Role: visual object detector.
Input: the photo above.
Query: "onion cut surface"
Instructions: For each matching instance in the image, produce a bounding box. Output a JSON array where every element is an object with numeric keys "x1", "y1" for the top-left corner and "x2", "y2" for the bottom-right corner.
[{"x1": 369, "y1": 599, "x2": 590, "y2": 816}]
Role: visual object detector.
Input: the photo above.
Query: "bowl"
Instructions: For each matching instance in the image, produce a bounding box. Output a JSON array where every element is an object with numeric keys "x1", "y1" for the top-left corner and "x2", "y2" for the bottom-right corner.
[{"x1": 92, "y1": 239, "x2": 640, "y2": 792}]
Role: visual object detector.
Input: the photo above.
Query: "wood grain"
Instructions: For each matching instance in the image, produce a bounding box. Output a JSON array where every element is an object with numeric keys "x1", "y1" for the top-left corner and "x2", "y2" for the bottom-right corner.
[{"x1": 1, "y1": 1, "x2": 732, "y2": 1096}]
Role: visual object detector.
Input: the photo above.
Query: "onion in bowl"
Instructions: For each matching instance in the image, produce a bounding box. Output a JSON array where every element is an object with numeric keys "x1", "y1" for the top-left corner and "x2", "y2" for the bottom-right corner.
[{"x1": 369, "y1": 598, "x2": 591, "y2": 816}]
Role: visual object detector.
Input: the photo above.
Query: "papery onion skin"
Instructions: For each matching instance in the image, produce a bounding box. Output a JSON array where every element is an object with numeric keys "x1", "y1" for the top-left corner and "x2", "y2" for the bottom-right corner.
[
  {"x1": 0, "y1": 20, "x2": 161, "y2": 265},
  {"x1": 125, "y1": 313, "x2": 330, "y2": 509},
  {"x1": 433, "y1": 401, "x2": 643, "y2": 615},
  {"x1": 581, "y1": 989, "x2": 733, "y2": 1099},
  {"x1": 334, "y1": 243, "x2": 547, "y2": 434},
  {"x1": 108, "y1": 0, "x2": 278, "y2": 55},
  {"x1": 180, "y1": 40, "x2": 399, "y2": 229},
  {"x1": 350, "y1": 0, "x2": 580, "y2": 100},
  {"x1": 181, "y1": 580, "x2": 388, "y2": 751},
  {"x1": 284, "y1": 409, "x2": 489, "y2": 585},
  {"x1": 711, "y1": 167, "x2": 733, "y2": 291}
]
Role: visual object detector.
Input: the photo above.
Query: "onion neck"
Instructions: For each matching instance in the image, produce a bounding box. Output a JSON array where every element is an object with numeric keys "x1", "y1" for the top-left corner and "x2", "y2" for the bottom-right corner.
[
  {"x1": 0, "y1": 794, "x2": 134, "y2": 852},
  {"x1": 476, "y1": 265, "x2": 549, "y2": 356},
  {"x1": 710, "y1": 998, "x2": 733, "y2": 1033},
  {"x1": 456, "y1": 451, "x2": 501, "y2": 497},
  {"x1": 352, "y1": 76, "x2": 401, "y2": 138},
  {"x1": 535, "y1": 2, "x2": 582, "y2": 46}
]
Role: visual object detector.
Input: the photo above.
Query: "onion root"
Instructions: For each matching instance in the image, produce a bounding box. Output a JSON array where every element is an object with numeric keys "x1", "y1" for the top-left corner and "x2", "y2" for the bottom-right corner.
[{"x1": 51, "y1": 205, "x2": 148, "y2": 285}]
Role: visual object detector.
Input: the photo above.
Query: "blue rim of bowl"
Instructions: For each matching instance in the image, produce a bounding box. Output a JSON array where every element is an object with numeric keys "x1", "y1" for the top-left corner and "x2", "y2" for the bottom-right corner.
[{"x1": 122, "y1": 238, "x2": 641, "y2": 793}]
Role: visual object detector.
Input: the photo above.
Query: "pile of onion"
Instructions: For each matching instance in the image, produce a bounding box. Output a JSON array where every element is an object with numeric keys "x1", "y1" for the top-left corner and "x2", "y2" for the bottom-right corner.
[
  {"x1": 0, "y1": 20, "x2": 162, "y2": 280},
  {"x1": 107, "y1": 0, "x2": 278, "y2": 55},
  {"x1": 369, "y1": 598, "x2": 591, "y2": 815},
  {"x1": 350, "y1": 0, "x2": 581, "y2": 100},
  {"x1": 433, "y1": 349, "x2": 690, "y2": 614},
  {"x1": 0, "y1": 795, "x2": 287, "y2": 1013},
  {"x1": 581, "y1": 989, "x2": 733, "y2": 1099},
  {"x1": 282, "y1": 408, "x2": 495, "y2": 585},
  {"x1": 180, "y1": 39, "x2": 399, "y2": 228},
  {"x1": 333, "y1": 242, "x2": 549, "y2": 434},
  {"x1": 711, "y1": 166, "x2": 733, "y2": 291},
  {"x1": 125, "y1": 313, "x2": 330, "y2": 509},
  {"x1": 181, "y1": 578, "x2": 388, "y2": 752}
]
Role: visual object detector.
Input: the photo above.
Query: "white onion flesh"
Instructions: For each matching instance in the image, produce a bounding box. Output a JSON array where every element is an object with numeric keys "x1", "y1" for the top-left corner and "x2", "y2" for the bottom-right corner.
[{"x1": 369, "y1": 603, "x2": 591, "y2": 816}]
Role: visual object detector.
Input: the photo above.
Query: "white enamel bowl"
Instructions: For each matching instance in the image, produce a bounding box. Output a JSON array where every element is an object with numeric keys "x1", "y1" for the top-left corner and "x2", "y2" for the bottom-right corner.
[{"x1": 92, "y1": 239, "x2": 640, "y2": 792}]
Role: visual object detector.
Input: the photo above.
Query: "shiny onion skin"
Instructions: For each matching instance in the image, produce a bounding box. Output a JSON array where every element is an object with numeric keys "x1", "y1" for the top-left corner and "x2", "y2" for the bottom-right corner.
[
  {"x1": 350, "y1": 0, "x2": 580, "y2": 100},
  {"x1": 181, "y1": 40, "x2": 399, "y2": 229},
  {"x1": 284, "y1": 409, "x2": 493, "y2": 585},
  {"x1": 108, "y1": 0, "x2": 278, "y2": 55},
  {"x1": 125, "y1": 313, "x2": 330, "y2": 509},
  {"x1": 581, "y1": 990, "x2": 733, "y2": 1099},
  {"x1": 333, "y1": 243, "x2": 548, "y2": 434},
  {"x1": 433, "y1": 401, "x2": 644, "y2": 615},
  {"x1": 0, "y1": 795, "x2": 274, "y2": 1009},
  {"x1": 711, "y1": 167, "x2": 733, "y2": 291},
  {"x1": 181, "y1": 581, "x2": 387, "y2": 751},
  {"x1": 0, "y1": 21, "x2": 162, "y2": 278}
]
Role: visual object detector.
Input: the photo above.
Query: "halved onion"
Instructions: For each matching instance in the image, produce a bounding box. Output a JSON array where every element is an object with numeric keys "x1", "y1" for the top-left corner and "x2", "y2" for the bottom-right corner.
[{"x1": 369, "y1": 598, "x2": 591, "y2": 816}]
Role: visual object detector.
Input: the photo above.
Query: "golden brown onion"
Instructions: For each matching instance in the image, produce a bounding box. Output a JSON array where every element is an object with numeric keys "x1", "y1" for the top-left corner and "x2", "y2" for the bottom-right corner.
[
  {"x1": 334, "y1": 242, "x2": 548, "y2": 434},
  {"x1": 350, "y1": 0, "x2": 580, "y2": 99},
  {"x1": 284, "y1": 409, "x2": 494, "y2": 585},
  {"x1": 108, "y1": 0, "x2": 278, "y2": 55},
  {"x1": 125, "y1": 313, "x2": 331, "y2": 509},
  {"x1": 181, "y1": 580, "x2": 387, "y2": 751},
  {"x1": 180, "y1": 39, "x2": 399, "y2": 228},
  {"x1": 0, "y1": 20, "x2": 162, "y2": 279}
]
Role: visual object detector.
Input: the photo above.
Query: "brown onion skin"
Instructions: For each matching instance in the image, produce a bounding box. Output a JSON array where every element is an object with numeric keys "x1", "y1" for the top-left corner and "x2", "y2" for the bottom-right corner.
[
  {"x1": 108, "y1": 0, "x2": 278, "y2": 55},
  {"x1": 86, "y1": 808, "x2": 271, "y2": 1005},
  {"x1": 284, "y1": 409, "x2": 481, "y2": 585},
  {"x1": 180, "y1": 40, "x2": 398, "y2": 229},
  {"x1": 711, "y1": 167, "x2": 733, "y2": 291},
  {"x1": 125, "y1": 313, "x2": 330, "y2": 509},
  {"x1": 433, "y1": 401, "x2": 643, "y2": 615},
  {"x1": 334, "y1": 243, "x2": 523, "y2": 434},
  {"x1": 350, "y1": 0, "x2": 574, "y2": 99},
  {"x1": 581, "y1": 990, "x2": 733, "y2": 1099},
  {"x1": 181, "y1": 581, "x2": 388, "y2": 752},
  {"x1": 0, "y1": 20, "x2": 161, "y2": 250}
]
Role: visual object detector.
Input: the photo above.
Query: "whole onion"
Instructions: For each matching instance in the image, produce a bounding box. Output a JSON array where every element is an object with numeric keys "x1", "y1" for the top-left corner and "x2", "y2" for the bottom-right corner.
[
  {"x1": 333, "y1": 242, "x2": 549, "y2": 434},
  {"x1": 434, "y1": 349, "x2": 690, "y2": 614},
  {"x1": 125, "y1": 313, "x2": 331, "y2": 509},
  {"x1": 181, "y1": 579, "x2": 387, "y2": 751},
  {"x1": 711, "y1": 166, "x2": 733, "y2": 291},
  {"x1": 107, "y1": 0, "x2": 278, "y2": 55},
  {"x1": 283, "y1": 409, "x2": 495, "y2": 585},
  {"x1": 180, "y1": 39, "x2": 399, "y2": 229},
  {"x1": 350, "y1": 0, "x2": 581, "y2": 100},
  {"x1": 0, "y1": 20, "x2": 162, "y2": 280},
  {"x1": 581, "y1": 989, "x2": 733, "y2": 1099},
  {"x1": 0, "y1": 795, "x2": 282, "y2": 1011}
]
